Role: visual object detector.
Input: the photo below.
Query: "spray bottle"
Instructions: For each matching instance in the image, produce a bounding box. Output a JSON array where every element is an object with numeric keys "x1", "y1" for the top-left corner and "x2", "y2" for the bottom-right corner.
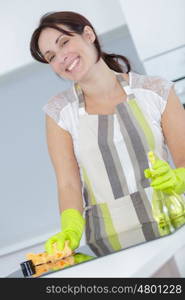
[{"x1": 148, "y1": 151, "x2": 174, "y2": 236}]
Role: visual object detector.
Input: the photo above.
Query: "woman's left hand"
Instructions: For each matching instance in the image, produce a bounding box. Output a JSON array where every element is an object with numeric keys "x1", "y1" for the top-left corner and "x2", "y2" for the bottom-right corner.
[{"x1": 144, "y1": 160, "x2": 185, "y2": 195}]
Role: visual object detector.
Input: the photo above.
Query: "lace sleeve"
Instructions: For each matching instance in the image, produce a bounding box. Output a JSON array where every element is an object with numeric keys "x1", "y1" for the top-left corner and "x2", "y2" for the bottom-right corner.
[
  {"x1": 131, "y1": 71, "x2": 175, "y2": 114},
  {"x1": 42, "y1": 94, "x2": 69, "y2": 131}
]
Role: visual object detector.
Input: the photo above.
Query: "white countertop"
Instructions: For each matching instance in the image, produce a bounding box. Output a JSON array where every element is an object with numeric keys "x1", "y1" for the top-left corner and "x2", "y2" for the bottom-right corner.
[{"x1": 44, "y1": 225, "x2": 185, "y2": 278}]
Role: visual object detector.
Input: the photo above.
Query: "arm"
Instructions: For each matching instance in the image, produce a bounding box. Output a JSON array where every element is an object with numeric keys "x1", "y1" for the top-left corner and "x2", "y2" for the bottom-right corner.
[
  {"x1": 44, "y1": 115, "x2": 85, "y2": 253},
  {"x1": 144, "y1": 88, "x2": 185, "y2": 195},
  {"x1": 45, "y1": 114, "x2": 84, "y2": 214},
  {"x1": 161, "y1": 87, "x2": 185, "y2": 168}
]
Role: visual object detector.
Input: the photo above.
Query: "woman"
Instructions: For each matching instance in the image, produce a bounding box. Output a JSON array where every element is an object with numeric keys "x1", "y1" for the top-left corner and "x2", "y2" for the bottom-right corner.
[{"x1": 30, "y1": 11, "x2": 185, "y2": 257}]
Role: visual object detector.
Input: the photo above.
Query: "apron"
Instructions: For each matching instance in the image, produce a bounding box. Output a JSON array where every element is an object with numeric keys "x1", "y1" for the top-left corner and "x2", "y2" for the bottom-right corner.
[{"x1": 73, "y1": 72, "x2": 175, "y2": 256}]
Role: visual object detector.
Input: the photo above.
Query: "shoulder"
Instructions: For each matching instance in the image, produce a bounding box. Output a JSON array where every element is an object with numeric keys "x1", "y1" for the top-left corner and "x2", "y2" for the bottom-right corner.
[
  {"x1": 129, "y1": 71, "x2": 174, "y2": 101},
  {"x1": 42, "y1": 85, "x2": 77, "y2": 124}
]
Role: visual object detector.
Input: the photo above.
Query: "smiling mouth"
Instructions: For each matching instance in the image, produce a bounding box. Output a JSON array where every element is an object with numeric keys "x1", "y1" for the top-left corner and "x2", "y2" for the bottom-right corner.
[{"x1": 66, "y1": 56, "x2": 80, "y2": 73}]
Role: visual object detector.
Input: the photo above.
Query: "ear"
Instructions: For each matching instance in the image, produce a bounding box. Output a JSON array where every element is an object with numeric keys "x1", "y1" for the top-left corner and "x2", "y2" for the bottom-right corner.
[{"x1": 83, "y1": 25, "x2": 96, "y2": 43}]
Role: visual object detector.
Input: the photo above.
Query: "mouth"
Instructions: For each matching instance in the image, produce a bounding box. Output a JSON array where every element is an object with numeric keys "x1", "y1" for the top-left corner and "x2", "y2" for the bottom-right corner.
[{"x1": 65, "y1": 56, "x2": 81, "y2": 73}]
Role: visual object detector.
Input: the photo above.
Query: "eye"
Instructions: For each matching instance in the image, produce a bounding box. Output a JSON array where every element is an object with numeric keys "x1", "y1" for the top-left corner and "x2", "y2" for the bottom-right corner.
[
  {"x1": 49, "y1": 55, "x2": 55, "y2": 62},
  {"x1": 60, "y1": 40, "x2": 69, "y2": 47}
]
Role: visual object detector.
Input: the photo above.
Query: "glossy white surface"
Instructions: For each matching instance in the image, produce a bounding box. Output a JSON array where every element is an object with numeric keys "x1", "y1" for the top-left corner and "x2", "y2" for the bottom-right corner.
[{"x1": 44, "y1": 225, "x2": 185, "y2": 278}]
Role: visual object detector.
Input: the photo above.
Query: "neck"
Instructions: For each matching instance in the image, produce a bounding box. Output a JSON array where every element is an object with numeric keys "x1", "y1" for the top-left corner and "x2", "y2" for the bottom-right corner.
[{"x1": 77, "y1": 59, "x2": 121, "y2": 101}]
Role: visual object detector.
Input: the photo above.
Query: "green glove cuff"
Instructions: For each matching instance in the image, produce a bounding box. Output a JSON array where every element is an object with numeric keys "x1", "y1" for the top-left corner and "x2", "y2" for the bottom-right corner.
[
  {"x1": 174, "y1": 168, "x2": 185, "y2": 194},
  {"x1": 60, "y1": 209, "x2": 85, "y2": 241}
]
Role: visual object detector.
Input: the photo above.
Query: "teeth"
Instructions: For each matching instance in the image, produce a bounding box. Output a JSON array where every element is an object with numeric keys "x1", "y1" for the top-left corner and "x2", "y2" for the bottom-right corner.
[{"x1": 67, "y1": 57, "x2": 80, "y2": 71}]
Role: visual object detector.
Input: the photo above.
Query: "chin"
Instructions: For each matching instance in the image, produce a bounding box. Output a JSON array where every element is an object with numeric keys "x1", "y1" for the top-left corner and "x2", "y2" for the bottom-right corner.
[
  {"x1": 57, "y1": 64, "x2": 91, "y2": 82},
  {"x1": 66, "y1": 69, "x2": 87, "y2": 82}
]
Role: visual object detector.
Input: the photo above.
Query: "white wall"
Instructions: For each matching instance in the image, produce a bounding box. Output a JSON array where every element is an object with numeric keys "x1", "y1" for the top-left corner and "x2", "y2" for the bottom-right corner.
[
  {"x1": 0, "y1": 0, "x2": 126, "y2": 76},
  {"x1": 119, "y1": 0, "x2": 185, "y2": 60}
]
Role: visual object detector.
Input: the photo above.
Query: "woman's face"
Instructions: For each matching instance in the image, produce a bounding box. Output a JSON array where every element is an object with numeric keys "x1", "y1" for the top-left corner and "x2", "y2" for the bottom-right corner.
[{"x1": 38, "y1": 24, "x2": 97, "y2": 81}]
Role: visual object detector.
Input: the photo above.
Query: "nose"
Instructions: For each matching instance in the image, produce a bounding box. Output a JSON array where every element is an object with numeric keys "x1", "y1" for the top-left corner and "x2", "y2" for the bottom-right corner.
[{"x1": 55, "y1": 52, "x2": 68, "y2": 70}]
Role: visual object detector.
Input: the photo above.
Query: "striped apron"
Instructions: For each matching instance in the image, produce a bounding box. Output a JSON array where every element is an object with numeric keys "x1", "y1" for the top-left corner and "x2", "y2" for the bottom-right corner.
[{"x1": 74, "y1": 73, "x2": 163, "y2": 256}]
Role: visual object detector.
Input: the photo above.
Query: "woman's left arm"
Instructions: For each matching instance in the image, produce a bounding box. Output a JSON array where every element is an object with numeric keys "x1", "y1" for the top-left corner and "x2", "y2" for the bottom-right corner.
[{"x1": 161, "y1": 87, "x2": 185, "y2": 168}]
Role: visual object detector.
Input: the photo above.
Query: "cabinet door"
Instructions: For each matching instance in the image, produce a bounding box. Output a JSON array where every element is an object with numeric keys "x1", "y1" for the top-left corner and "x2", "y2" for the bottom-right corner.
[
  {"x1": 143, "y1": 46, "x2": 185, "y2": 80},
  {"x1": 174, "y1": 78, "x2": 185, "y2": 106},
  {"x1": 119, "y1": 0, "x2": 185, "y2": 60}
]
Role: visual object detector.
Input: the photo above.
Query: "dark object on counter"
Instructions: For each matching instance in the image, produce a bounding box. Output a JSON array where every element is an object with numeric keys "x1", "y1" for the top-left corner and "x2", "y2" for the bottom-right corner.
[{"x1": 20, "y1": 260, "x2": 35, "y2": 277}]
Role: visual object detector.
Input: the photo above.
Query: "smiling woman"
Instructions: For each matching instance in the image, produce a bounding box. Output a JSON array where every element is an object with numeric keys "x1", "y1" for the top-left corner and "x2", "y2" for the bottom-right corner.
[{"x1": 29, "y1": 11, "x2": 185, "y2": 263}]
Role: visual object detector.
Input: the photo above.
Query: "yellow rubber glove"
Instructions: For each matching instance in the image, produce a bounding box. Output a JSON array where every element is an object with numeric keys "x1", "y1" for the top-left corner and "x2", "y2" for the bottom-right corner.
[
  {"x1": 144, "y1": 160, "x2": 185, "y2": 195},
  {"x1": 45, "y1": 209, "x2": 85, "y2": 254}
]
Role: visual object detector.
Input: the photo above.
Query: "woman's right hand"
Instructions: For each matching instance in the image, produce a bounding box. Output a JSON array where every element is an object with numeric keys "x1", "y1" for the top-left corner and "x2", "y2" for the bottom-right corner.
[{"x1": 45, "y1": 209, "x2": 85, "y2": 255}]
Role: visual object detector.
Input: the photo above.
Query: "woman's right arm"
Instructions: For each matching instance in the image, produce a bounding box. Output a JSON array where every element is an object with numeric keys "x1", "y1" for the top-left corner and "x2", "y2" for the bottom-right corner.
[{"x1": 45, "y1": 114, "x2": 84, "y2": 214}]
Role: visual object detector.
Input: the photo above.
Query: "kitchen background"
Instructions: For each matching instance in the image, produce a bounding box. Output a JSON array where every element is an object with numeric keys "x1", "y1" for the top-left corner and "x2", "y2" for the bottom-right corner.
[{"x1": 0, "y1": 0, "x2": 185, "y2": 277}]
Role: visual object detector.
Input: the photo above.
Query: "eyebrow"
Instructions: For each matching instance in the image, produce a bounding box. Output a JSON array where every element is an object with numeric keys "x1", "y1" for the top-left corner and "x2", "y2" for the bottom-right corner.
[{"x1": 44, "y1": 33, "x2": 64, "y2": 57}]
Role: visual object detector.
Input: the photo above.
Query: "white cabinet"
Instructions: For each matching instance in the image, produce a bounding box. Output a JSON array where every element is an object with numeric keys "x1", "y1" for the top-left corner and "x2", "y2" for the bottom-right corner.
[
  {"x1": 119, "y1": 0, "x2": 185, "y2": 105},
  {"x1": 174, "y1": 78, "x2": 185, "y2": 105},
  {"x1": 143, "y1": 46, "x2": 185, "y2": 80},
  {"x1": 119, "y1": 0, "x2": 185, "y2": 60},
  {"x1": 143, "y1": 46, "x2": 185, "y2": 105}
]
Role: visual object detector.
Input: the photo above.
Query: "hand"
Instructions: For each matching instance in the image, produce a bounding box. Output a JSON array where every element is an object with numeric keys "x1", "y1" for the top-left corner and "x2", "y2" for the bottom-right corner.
[
  {"x1": 144, "y1": 160, "x2": 185, "y2": 195},
  {"x1": 45, "y1": 231, "x2": 81, "y2": 255},
  {"x1": 45, "y1": 209, "x2": 85, "y2": 254}
]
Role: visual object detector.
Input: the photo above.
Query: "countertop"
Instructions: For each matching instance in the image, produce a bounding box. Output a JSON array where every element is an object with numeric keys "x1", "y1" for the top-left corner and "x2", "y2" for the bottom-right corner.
[{"x1": 43, "y1": 225, "x2": 185, "y2": 278}]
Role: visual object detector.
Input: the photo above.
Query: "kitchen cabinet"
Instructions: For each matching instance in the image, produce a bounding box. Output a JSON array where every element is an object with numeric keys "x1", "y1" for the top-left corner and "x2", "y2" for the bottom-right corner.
[
  {"x1": 119, "y1": 0, "x2": 185, "y2": 105},
  {"x1": 143, "y1": 46, "x2": 185, "y2": 106},
  {"x1": 174, "y1": 78, "x2": 185, "y2": 106},
  {"x1": 119, "y1": 0, "x2": 185, "y2": 61},
  {"x1": 143, "y1": 46, "x2": 185, "y2": 81}
]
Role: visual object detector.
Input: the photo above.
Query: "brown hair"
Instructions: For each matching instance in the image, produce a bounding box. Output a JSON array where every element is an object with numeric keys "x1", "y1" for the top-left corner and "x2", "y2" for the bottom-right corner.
[{"x1": 30, "y1": 11, "x2": 131, "y2": 73}]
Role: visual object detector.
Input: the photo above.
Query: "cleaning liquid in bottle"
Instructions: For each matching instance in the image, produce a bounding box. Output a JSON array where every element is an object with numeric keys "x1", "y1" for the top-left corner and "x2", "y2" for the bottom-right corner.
[
  {"x1": 164, "y1": 189, "x2": 185, "y2": 229},
  {"x1": 148, "y1": 151, "x2": 174, "y2": 236}
]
